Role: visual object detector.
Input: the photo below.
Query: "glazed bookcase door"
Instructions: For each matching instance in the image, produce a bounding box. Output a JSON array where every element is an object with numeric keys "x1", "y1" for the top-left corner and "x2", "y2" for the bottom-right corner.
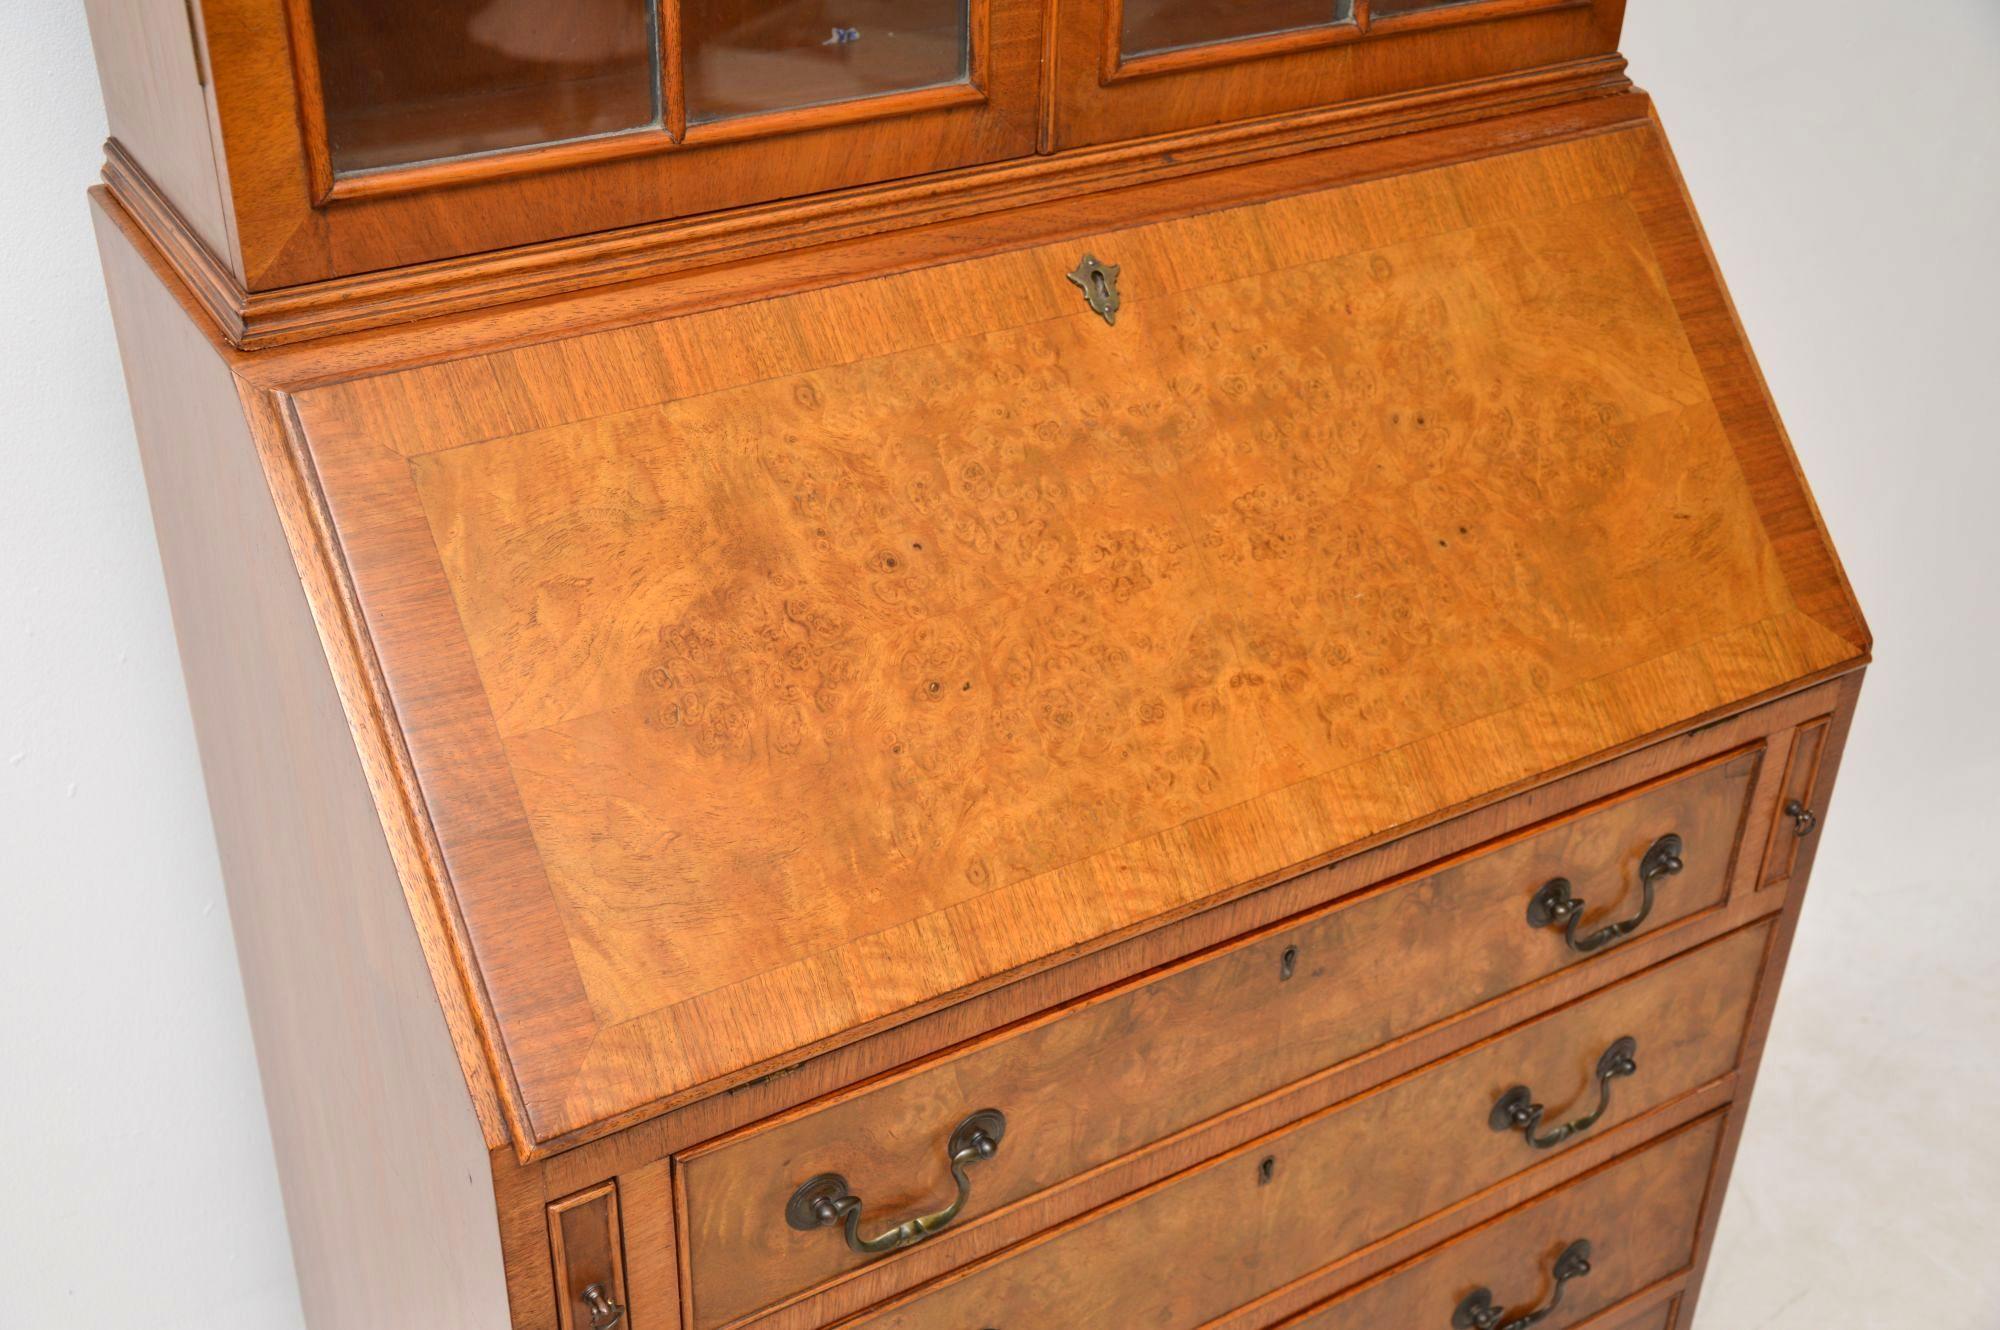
[
  {"x1": 302, "y1": 0, "x2": 991, "y2": 183},
  {"x1": 206, "y1": 0, "x2": 1041, "y2": 287},
  {"x1": 1045, "y1": 0, "x2": 1628, "y2": 150},
  {"x1": 303, "y1": 0, "x2": 667, "y2": 177}
]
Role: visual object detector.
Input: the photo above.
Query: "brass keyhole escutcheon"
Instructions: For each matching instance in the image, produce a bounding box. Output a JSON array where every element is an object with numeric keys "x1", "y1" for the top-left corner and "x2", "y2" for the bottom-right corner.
[{"x1": 1067, "y1": 254, "x2": 1122, "y2": 326}]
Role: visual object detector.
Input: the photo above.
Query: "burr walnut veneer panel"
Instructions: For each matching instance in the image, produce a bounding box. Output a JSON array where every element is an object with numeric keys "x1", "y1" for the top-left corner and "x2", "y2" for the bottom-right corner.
[{"x1": 288, "y1": 122, "x2": 1866, "y2": 1151}]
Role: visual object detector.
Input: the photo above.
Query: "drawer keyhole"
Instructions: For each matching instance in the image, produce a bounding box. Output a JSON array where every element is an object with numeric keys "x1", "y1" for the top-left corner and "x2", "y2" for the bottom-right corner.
[
  {"x1": 1257, "y1": 1156, "x2": 1277, "y2": 1185},
  {"x1": 1279, "y1": 946, "x2": 1299, "y2": 981}
]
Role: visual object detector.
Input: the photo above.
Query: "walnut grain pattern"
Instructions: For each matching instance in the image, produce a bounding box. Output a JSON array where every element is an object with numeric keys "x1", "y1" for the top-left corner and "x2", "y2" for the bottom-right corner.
[{"x1": 291, "y1": 126, "x2": 1865, "y2": 1146}]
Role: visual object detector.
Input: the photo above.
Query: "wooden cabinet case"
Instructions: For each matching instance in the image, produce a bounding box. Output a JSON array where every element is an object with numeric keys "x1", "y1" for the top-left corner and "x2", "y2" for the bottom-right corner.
[{"x1": 83, "y1": 5, "x2": 1867, "y2": 1329}]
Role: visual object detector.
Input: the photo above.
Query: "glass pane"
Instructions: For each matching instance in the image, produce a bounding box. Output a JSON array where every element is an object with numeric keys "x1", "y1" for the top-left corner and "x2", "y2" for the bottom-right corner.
[
  {"x1": 1120, "y1": 0, "x2": 1354, "y2": 58},
  {"x1": 311, "y1": 0, "x2": 660, "y2": 174},
  {"x1": 683, "y1": 0, "x2": 971, "y2": 126},
  {"x1": 1371, "y1": 0, "x2": 1477, "y2": 14}
]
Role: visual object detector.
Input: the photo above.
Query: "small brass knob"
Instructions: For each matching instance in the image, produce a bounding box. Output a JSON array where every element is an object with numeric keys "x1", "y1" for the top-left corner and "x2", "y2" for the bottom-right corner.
[
  {"x1": 582, "y1": 1283, "x2": 624, "y2": 1330},
  {"x1": 1784, "y1": 798, "x2": 1818, "y2": 837}
]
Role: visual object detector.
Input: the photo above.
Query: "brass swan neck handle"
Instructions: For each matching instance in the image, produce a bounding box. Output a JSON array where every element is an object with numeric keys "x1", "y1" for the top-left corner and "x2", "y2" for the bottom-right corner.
[
  {"x1": 1528, "y1": 834, "x2": 1684, "y2": 954},
  {"x1": 787, "y1": 1110, "x2": 1007, "y2": 1257},
  {"x1": 1452, "y1": 1240, "x2": 1594, "y2": 1330},
  {"x1": 1490, "y1": 1037, "x2": 1639, "y2": 1150}
]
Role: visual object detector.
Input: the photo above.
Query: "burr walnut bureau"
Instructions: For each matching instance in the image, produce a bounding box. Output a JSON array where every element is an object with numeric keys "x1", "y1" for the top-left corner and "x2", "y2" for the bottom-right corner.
[{"x1": 82, "y1": 2, "x2": 1867, "y2": 1328}]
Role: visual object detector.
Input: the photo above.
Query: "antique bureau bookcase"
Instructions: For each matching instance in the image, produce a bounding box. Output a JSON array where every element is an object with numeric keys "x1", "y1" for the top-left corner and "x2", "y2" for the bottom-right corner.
[{"x1": 84, "y1": 1, "x2": 1867, "y2": 1327}]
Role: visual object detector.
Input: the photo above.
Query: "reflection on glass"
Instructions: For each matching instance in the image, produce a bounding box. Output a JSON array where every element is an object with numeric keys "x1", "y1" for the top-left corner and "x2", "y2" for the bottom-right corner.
[
  {"x1": 311, "y1": 0, "x2": 659, "y2": 174},
  {"x1": 1120, "y1": 0, "x2": 1354, "y2": 58},
  {"x1": 683, "y1": 0, "x2": 971, "y2": 125},
  {"x1": 1371, "y1": 0, "x2": 1477, "y2": 14}
]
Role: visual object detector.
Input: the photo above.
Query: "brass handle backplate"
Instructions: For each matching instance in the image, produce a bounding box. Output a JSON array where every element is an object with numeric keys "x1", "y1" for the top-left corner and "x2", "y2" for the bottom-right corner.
[
  {"x1": 1452, "y1": 1239, "x2": 1594, "y2": 1329},
  {"x1": 1490, "y1": 1037, "x2": 1638, "y2": 1149},
  {"x1": 1527, "y1": 834, "x2": 1683, "y2": 954},
  {"x1": 580, "y1": 1284, "x2": 624, "y2": 1330},
  {"x1": 786, "y1": 1110, "x2": 1006, "y2": 1257}
]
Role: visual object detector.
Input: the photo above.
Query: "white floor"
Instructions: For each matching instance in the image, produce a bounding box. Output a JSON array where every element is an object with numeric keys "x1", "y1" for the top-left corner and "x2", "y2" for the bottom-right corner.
[{"x1": 1698, "y1": 869, "x2": 2000, "y2": 1327}]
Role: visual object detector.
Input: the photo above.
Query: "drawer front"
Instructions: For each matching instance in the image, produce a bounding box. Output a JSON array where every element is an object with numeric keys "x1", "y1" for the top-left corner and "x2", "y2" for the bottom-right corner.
[
  {"x1": 678, "y1": 749, "x2": 1759, "y2": 1328},
  {"x1": 1601, "y1": 1302, "x2": 1678, "y2": 1330},
  {"x1": 1282, "y1": 1118, "x2": 1723, "y2": 1330},
  {"x1": 839, "y1": 923, "x2": 1765, "y2": 1330}
]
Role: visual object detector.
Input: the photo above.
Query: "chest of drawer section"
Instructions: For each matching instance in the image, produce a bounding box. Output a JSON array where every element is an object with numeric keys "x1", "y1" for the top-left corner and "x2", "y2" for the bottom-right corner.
[
  {"x1": 674, "y1": 747, "x2": 1762, "y2": 1329},
  {"x1": 839, "y1": 924, "x2": 1765, "y2": 1329},
  {"x1": 1276, "y1": 1113, "x2": 1726, "y2": 1330}
]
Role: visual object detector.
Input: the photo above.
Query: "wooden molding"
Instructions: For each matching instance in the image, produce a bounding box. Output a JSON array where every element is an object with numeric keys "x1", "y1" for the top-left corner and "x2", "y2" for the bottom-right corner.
[
  {"x1": 102, "y1": 139, "x2": 249, "y2": 346},
  {"x1": 102, "y1": 56, "x2": 1629, "y2": 352}
]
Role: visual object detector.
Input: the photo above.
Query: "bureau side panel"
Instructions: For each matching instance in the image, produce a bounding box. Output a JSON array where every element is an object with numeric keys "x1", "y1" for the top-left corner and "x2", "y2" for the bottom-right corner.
[
  {"x1": 93, "y1": 207, "x2": 510, "y2": 1329},
  {"x1": 82, "y1": 0, "x2": 238, "y2": 273},
  {"x1": 1671, "y1": 669, "x2": 1865, "y2": 1325}
]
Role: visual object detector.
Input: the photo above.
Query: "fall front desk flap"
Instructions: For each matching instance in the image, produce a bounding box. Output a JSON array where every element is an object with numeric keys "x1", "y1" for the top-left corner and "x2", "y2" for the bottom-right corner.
[{"x1": 291, "y1": 123, "x2": 1866, "y2": 1149}]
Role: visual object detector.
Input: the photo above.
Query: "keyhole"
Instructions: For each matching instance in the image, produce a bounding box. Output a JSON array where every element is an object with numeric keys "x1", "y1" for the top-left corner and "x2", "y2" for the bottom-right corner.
[
  {"x1": 1091, "y1": 271, "x2": 1109, "y2": 299},
  {"x1": 1280, "y1": 945, "x2": 1299, "y2": 981},
  {"x1": 1257, "y1": 1156, "x2": 1277, "y2": 1185}
]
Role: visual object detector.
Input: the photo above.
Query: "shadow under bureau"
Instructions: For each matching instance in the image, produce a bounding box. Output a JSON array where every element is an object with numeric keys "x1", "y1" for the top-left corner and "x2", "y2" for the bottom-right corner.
[{"x1": 84, "y1": 2, "x2": 1866, "y2": 1327}]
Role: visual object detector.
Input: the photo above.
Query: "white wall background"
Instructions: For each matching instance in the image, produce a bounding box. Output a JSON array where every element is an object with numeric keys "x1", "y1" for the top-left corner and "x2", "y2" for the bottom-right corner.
[{"x1": 1, "y1": 3, "x2": 1994, "y2": 1328}]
